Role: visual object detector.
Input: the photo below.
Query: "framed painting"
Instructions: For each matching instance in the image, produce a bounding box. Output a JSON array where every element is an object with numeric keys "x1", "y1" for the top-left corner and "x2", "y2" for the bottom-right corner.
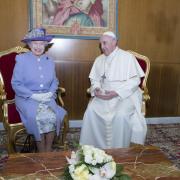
[{"x1": 29, "y1": 0, "x2": 118, "y2": 39}]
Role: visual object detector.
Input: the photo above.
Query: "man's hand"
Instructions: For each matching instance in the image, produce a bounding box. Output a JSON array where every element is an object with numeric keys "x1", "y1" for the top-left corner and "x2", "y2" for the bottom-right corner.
[
  {"x1": 94, "y1": 88, "x2": 118, "y2": 100},
  {"x1": 94, "y1": 88, "x2": 103, "y2": 96}
]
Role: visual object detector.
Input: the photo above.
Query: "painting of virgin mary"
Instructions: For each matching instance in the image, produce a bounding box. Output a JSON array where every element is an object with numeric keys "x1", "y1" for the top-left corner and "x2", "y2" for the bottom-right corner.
[
  {"x1": 30, "y1": 0, "x2": 117, "y2": 38},
  {"x1": 42, "y1": 0, "x2": 108, "y2": 27}
]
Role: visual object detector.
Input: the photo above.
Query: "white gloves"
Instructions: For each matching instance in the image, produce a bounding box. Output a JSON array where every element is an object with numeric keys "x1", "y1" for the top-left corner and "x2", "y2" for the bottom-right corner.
[{"x1": 31, "y1": 92, "x2": 53, "y2": 102}]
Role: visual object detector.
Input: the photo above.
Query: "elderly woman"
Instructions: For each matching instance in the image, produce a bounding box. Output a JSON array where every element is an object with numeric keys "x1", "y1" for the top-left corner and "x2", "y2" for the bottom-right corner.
[{"x1": 11, "y1": 28, "x2": 66, "y2": 152}]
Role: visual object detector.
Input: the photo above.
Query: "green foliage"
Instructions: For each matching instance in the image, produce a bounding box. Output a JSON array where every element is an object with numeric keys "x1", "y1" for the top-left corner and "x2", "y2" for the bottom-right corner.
[
  {"x1": 63, "y1": 166, "x2": 73, "y2": 180},
  {"x1": 119, "y1": 174, "x2": 132, "y2": 180},
  {"x1": 112, "y1": 164, "x2": 131, "y2": 180},
  {"x1": 116, "y1": 164, "x2": 124, "y2": 175},
  {"x1": 72, "y1": 141, "x2": 80, "y2": 149}
]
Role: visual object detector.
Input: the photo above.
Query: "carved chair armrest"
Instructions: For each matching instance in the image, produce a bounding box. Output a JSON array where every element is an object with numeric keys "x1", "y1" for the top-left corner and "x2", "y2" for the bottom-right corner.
[
  {"x1": 57, "y1": 86, "x2": 66, "y2": 107},
  {"x1": 87, "y1": 88, "x2": 91, "y2": 94},
  {"x1": 1, "y1": 99, "x2": 15, "y2": 122},
  {"x1": 0, "y1": 91, "x2": 6, "y2": 101},
  {"x1": 58, "y1": 87, "x2": 66, "y2": 94},
  {"x1": 5, "y1": 99, "x2": 15, "y2": 105},
  {"x1": 141, "y1": 86, "x2": 150, "y2": 116},
  {"x1": 142, "y1": 86, "x2": 150, "y2": 102}
]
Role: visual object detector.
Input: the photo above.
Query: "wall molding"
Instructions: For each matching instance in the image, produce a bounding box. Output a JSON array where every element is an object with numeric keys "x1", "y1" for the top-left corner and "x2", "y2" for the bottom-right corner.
[{"x1": 69, "y1": 117, "x2": 180, "y2": 128}]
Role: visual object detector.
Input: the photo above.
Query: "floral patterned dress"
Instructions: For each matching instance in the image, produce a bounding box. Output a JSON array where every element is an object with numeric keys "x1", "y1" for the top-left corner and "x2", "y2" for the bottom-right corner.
[{"x1": 36, "y1": 103, "x2": 56, "y2": 134}]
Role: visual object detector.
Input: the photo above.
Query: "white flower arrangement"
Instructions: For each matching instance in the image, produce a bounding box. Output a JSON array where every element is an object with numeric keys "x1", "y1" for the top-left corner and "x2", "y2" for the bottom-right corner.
[{"x1": 63, "y1": 145, "x2": 131, "y2": 180}]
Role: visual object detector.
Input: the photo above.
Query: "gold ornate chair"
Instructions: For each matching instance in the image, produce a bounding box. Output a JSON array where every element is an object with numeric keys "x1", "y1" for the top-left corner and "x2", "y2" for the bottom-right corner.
[
  {"x1": 0, "y1": 46, "x2": 69, "y2": 153},
  {"x1": 127, "y1": 50, "x2": 150, "y2": 115},
  {"x1": 87, "y1": 50, "x2": 150, "y2": 116}
]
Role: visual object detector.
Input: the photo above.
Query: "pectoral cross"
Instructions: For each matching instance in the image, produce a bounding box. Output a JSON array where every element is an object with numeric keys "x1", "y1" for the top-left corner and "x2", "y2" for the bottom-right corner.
[{"x1": 101, "y1": 73, "x2": 106, "y2": 83}]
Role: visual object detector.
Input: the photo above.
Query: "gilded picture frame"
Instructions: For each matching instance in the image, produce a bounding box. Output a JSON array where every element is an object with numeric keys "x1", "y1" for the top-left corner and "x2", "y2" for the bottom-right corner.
[{"x1": 29, "y1": 0, "x2": 118, "y2": 39}]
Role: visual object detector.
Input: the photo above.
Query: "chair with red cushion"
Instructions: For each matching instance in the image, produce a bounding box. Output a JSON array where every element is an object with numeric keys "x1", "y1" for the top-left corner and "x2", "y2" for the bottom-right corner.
[
  {"x1": 0, "y1": 46, "x2": 69, "y2": 153},
  {"x1": 128, "y1": 50, "x2": 150, "y2": 115},
  {"x1": 0, "y1": 46, "x2": 28, "y2": 153}
]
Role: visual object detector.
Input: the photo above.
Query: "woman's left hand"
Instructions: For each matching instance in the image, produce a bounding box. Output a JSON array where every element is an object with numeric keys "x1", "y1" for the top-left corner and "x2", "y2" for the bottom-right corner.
[
  {"x1": 31, "y1": 92, "x2": 53, "y2": 102},
  {"x1": 42, "y1": 92, "x2": 53, "y2": 102}
]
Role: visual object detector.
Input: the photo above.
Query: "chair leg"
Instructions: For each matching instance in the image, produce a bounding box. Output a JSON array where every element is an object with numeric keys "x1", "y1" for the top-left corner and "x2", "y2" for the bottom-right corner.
[
  {"x1": 6, "y1": 135, "x2": 16, "y2": 154},
  {"x1": 21, "y1": 134, "x2": 37, "y2": 153},
  {"x1": 7, "y1": 127, "x2": 17, "y2": 154},
  {"x1": 6, "y1": 126, "x2": 28, "y2": 154},
  {"x1": 62, "y1": 114, "x2": 69, "y2": 146},
  {"x1": 53, "y1": 114, "x2": 69, "y2": 150}
]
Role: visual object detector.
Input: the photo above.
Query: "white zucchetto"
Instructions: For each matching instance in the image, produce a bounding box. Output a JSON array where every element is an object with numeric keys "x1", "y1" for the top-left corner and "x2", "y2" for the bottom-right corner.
[{"x1": 102, "y1": 31, "x2": 117, "y2": 39}]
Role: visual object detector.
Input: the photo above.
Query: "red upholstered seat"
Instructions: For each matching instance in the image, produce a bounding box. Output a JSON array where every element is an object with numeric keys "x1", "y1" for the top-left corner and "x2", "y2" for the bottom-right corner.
[
  {"x1": 136, "y1": 58, "x2": 147, "y2": 89},
  {"x1": 0, "y1": 52, "x2": 21, "y2": 124},
  {"x1": 127, "y1": 50, "x2": 150, "y2": 116},
  {"x1": 0, "y1": 52, "x2": 17, "y2": 100},
  {"x1": 0, "y1": 46, "x2": 28, "y2": 153},
  {"x1": 8, "y1": 104, "x2": 21, "y2": 124}
]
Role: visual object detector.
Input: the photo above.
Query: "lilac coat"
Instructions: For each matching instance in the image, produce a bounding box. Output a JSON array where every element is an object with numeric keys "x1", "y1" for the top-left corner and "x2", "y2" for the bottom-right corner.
[{"x1": 11, "y1": 52, "x2": 67, "y2": 141}]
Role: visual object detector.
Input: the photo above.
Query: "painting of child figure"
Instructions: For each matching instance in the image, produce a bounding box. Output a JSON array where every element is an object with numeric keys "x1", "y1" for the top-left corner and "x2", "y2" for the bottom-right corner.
[{"x1": 30, "y1": 0, "x2": 117, "y2": 39}]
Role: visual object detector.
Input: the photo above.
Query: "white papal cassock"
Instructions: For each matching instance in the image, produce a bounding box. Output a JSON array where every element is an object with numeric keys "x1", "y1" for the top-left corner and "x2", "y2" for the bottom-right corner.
[{"x1": 80, "y1": 47, "x2": 147, "y2": 149}]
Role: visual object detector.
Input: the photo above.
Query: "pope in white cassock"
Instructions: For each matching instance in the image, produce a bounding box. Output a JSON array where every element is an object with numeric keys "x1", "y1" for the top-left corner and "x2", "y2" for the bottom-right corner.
[{"x1": 80, "y1": 31, "x2": 147, "y2": 149}]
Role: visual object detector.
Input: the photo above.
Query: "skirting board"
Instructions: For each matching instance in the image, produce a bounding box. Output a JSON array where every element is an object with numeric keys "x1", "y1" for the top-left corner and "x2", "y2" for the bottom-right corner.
[
  {"x1": 69, "y1": 117, "x2": 180, "y2": 128},
  {"x1": 0, "y1": 117, "x2": 180, "y2": 130}
]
